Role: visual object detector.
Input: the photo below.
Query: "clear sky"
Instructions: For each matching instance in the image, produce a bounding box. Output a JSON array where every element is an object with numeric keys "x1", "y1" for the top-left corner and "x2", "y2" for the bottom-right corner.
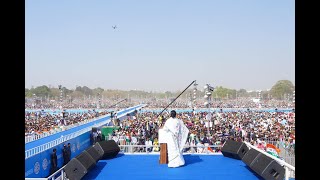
[{"x1": 25, "y1": 0, "x2": 295, "y2": 92}]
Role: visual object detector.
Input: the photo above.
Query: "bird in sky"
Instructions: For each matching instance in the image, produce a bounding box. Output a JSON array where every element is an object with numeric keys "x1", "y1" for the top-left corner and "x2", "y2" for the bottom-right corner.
[{"x1": 112, "y1": 25, "x2": 117, "y2": 29}]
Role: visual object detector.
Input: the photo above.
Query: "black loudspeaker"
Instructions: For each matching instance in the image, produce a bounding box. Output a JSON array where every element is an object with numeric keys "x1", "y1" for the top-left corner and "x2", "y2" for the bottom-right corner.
[
  {"x1": 249, "y1": 153, "x2": 285, "y2": 180},
  {"x1": 242, "y1": 148, "x2": 261, "y2": 167},
  {"x1": 75, "y1": 150, "x2": 96, "y2": 171},
  {"x1": 64, "y1": 151, "x2": 97, "y2": 180},
  {"x1": 94, "y1": 140, "x2": 120, "y2": 159},
  {"x1": 221, "y1": 140, "x2": 249, "y2": 160},
  {"x1": 86, "y1": 145, "x2": 102, "y2": 163},
  {"x1": 64, "y1": 158, "x2": 88, "y2": 180}
]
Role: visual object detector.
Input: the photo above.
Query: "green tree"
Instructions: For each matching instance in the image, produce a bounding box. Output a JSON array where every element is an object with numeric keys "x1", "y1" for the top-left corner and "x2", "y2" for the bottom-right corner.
[
  {"x1": 237, "y1": 89, "x2": 248, "y2": 98},
  {"x1": 33, "y1": 85, "x2": 51, "y2": 97},
  {"x1": 62, "y1": 87, "x2": 73, "y2": 97},
  {"x1": 93, "y1": 87, "x2": 104, "y2": 96},
  {"x1": 25, "y1": 88, "x2": 33, "y2": 97},
  {"x1": 71, "y1": 90, "x2": 84, "y2": 99},
  {"x1": 260, "y1": 90, "x2": 272, "y2": 100},
  {"x1": 270, "y1": 80, "x2": 294, "y2": 100},
  {"x1": 75, "y1": 86, "x2": 82, "y2": 92},
  {"x1": 80, "y1": 86, "x2": 93, "y2": 97},
  {"x1": 212, "y1": 86, "x2": 236, "y2": 99}
]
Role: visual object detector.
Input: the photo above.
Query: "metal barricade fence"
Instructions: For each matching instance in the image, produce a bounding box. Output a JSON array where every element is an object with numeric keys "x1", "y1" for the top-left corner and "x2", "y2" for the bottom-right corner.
[
  {"x1": 25, "y1": 118, "x2": 109, "y2": 159},
  {"x1": 263, "y1": 140, "x2": 295, "y2": 167},
  {"x1": 107, "y1": 135, "x2": 222, "y2": 153},
  {"x1": 25, "y1": 115, "x2": 108, "y2": 144},
  {"x1": 24, "y1": 104, "x2": 145, "y2": 144},
  {"x1": 25, "y1": 105, "x2": 144, "y2": 159},
  {"x1": 117, "y1": 144, "x2": 223, "y2": 154},
  {"x1": 244, "y1": 142, "x2": 295, "y2": 180}
]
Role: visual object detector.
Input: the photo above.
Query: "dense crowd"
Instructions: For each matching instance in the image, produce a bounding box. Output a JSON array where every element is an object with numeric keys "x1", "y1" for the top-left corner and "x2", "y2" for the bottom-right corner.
[
  {"x1": 108, "y1": 109, "x2": 295, "y2": 154},
  {"x1": 25, "y1": 97, "x2": 295, "y2": 155},
  {"x1": 144, "y1": 97, "x2": 295, "y2": 109},
  {"x1": 25, "y1": 98, "x2": 135, "y2": 109},
  {"x1": 25, "y1": 97, "x2": 294, "y2": 110},
  {"x1": 25, "y1": 110, "x2": 110, "y2": 136}
]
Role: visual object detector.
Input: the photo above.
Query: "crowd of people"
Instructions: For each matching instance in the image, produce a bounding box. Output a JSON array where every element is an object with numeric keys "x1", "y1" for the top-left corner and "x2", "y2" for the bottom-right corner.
[
  {"x1": 25, "y1": 110, "x2": 110, "y2": 136},
  {"x1": 26, "y1": 96, "x2": 294, "y2": 110},
  {"x1": 143, "y1": 97, "x2": 295, "y2": 109},
  {"x1": 107, "y1": 109, "x2": 295, "y2": 155},
  {"x1": 25, "y1": 97, "x2": 295, "y2": 156},
  {"x1": 25, "y1": 99, "x2": 135, "y2": 110}
]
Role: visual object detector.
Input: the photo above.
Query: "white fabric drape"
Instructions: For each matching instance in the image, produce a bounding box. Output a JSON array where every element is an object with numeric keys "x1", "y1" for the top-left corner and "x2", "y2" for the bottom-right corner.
[{"x1": 163, "y1": 117, "x2": 189, "y2": 168}]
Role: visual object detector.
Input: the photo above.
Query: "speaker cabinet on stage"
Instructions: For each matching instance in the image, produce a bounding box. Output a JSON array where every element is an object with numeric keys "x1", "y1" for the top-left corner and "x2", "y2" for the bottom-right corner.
[
  {"x1": 64, "y1": 150, "x2": 96, "y2": 180},
  {"x1": 242, "y1": 148, "x2": 260, "y2": 167},
  {"x1": 76, "y1": 150, "x2": 96, "y2": 170},
  {"x1": 86, "y1": 145, "x2": 102, "y2": 163},
  {"x1": 64, "y1": 158, "x2": 87, "y2": 180},
  {"x1": 94, "y1": 140, "x2": 120, "y2": 159},
  {"x1": 221, "y1": 140, "x2": 249, "y2": 160},
  {"x1": 249, "y1": 153, "x2": 285, "y2": 180}
]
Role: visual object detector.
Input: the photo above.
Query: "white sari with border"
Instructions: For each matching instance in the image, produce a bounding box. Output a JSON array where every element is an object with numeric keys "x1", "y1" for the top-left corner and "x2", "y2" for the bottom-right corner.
[{"x1": 163, "y1": 117, "x2": 189, "y2": 168}]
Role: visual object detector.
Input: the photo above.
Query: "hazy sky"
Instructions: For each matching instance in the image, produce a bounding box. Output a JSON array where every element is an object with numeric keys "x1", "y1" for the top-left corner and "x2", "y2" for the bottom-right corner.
[{"x1": 25, "y1": 0, "x2": 295, "y2": 92}]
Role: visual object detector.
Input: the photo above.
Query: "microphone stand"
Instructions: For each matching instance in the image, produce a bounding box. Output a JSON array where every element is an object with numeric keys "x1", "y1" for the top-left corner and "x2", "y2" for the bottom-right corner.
[
  {"x1": 108, "y1": 98, "x2": 127, "y2": 108},
  {"x1": 108, "y1": 98, "x2": 127, "y2": 127},
  {"x1": 157, "y1": 80, "x2": 196, "y2": 118}
]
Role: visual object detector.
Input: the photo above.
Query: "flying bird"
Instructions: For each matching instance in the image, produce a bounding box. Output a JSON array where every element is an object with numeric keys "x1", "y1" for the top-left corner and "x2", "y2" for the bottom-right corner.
[{"x1": 112, "y1": 25, "x2": 117, "y2": 29}]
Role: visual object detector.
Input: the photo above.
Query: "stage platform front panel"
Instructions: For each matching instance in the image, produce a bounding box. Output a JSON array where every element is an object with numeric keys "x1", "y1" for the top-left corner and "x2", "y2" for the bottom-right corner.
[{"x1": 82, "y1": 154, "x2": 265, "y2": 180}]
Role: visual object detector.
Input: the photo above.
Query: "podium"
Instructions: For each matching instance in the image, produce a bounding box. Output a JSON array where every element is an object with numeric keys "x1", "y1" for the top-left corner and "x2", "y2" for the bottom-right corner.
[
  {"x1": 159, "y1": 143, "x2": 168, "y2": 164},
  {"x1": 158, "y1": 129, "x2": 168, "y2": 164}
]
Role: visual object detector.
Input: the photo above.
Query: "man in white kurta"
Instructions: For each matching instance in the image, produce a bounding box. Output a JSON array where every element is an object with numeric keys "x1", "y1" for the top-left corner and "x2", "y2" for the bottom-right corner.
[{"x1": 163, "y1": 110, "x2": 189, "y2": 168}]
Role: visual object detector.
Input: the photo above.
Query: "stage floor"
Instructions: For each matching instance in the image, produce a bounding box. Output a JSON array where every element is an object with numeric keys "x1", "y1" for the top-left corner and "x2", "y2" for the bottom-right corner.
[{"x1": 83, "y1": 154, "x2": 266, "y2": 180}]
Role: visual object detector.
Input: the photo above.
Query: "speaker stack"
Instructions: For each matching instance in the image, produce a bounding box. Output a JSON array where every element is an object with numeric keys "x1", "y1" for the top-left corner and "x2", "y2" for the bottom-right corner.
[
  {"x1": 242, "y1": 147, "x2": 260, "y2": 166},
  {"x1": 221, "y1": 139, "x2": 249, "y2": 160},
  {"x1": 242, "y1": 148, "x2": 285, "y2": 180},
  {"x1": 85, "y1": 145, "x2": 102, "y2": 163},
  {"x1": 221, "y1": 140, "x2": 285, "y2": 180},
  {"x1": 94, "y1": 140, "x2": 120, "y2": 159},
  {"x1": 64, "y1": 140, "x2": 120, "y2": 180},
  {"x1": 64, "y1": 151, "x2": 96, "y2": 180}
]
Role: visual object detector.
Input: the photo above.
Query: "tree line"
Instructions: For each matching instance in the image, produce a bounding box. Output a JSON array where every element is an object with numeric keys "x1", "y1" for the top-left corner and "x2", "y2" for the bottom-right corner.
[{"x1": 25, "y1": 80, "x2": 294, "y2": 100}]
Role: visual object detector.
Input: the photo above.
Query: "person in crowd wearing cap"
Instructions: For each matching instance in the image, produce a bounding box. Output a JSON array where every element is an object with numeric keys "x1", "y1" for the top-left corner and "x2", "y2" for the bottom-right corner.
[{"x1": 162, "y1": 110, "x2": 189, "y2": 168}]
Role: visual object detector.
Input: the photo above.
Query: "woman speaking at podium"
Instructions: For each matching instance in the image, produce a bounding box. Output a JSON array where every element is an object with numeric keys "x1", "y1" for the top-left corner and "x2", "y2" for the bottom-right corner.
[{"x1": 162, "y1": 110, "x2": 189, "y2": 168}]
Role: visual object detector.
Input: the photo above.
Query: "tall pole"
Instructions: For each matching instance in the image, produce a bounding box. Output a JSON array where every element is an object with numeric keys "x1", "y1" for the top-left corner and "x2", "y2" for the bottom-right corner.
[
  {"x1": 108, "y1": 98, "x2": 127, "y2": 108},
  {"x1": 97, "y1": 93, "x2": 101, "y2": 109},
  {"x1": 193, "y1": 80, "x2": 198, "y2": 109},
  {"x1": 204, "y1": 84, "x2": 214, "y2": 136},
  {"x1": 157, "y1": 80, "x2": 196, "y2": 118},
  {"x1": 293, "y1": 91, "x2": 295, "y2": 103},
  {"x1": 208, "y1": 87, "x2": 211, "y2": 136},
  {"x1": 58, "y1": 85, "x2": 63, "y2": 109}
]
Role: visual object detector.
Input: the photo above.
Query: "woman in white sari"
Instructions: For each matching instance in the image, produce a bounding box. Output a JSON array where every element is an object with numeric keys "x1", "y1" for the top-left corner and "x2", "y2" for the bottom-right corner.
[{"x1": 163, "y1": 110, "x2": 189, "y2": 168}]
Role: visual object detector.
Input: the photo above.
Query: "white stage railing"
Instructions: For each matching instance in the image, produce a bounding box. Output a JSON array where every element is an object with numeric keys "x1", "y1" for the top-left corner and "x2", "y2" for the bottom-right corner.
[
  {"x1": 244, "y1": 141, "x2": 295, "y2": 180},
  {"x1": 25, "y1": 118, "x2": 112, "y2": 159},
  {"x1": 25, "y1": 114, "x2": 109, "y2": 143},
  {"x1": 25, "y1": 106, "x2": 144, "y2": 159},
  {"x1": 25, "y1": 104, "x2": 145, "y2": 144}
]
